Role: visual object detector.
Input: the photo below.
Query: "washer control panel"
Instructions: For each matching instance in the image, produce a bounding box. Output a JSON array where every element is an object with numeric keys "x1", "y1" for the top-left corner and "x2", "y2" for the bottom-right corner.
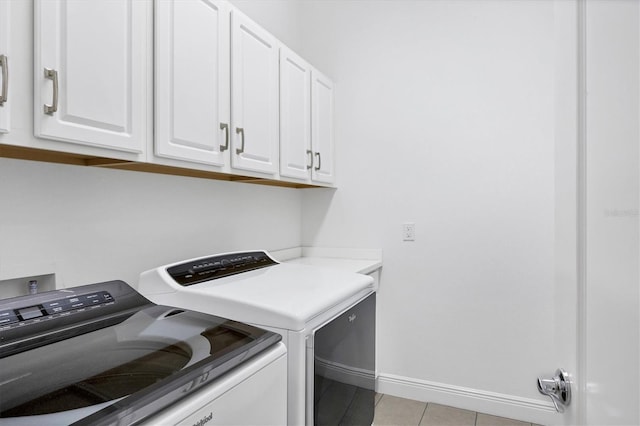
[{"x1": 0, "y1": 291, "x2": 114, "y2": 329}]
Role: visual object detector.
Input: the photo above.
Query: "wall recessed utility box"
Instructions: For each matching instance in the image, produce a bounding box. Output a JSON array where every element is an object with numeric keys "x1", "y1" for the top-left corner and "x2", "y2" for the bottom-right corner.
[
  {"x1": 0, "y1": 274, "x2": 57, "y2": 299},
  {"x1": 0, "y1": 262, "x2": 60, "y2": 300}
]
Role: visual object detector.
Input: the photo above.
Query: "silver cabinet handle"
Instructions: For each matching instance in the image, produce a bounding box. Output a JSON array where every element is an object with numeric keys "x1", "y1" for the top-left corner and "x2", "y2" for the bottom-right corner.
[
  {"x1": 235, "y1": 127, "x2": 245, "y2": 155},
  {"x1": 314, "y1": 152, "x2": 321, "y2": 171},
  {"x1": 44, "y1": 68, "x2": 58, "y2": 115},
  {"x1": 219, "y1": 123, "x2": 229, "y2": 152},
  {"x1": 306, "y1": 150, "x2": 313, "y2": 170},
  {"x1": 0, "y1": 54, "x2": 7, "y2": 106}
]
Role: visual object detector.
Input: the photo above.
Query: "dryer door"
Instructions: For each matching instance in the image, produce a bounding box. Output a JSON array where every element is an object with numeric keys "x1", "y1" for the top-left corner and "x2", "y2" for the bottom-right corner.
[{"x1": 311, "y1": 293, "x2": 376, "y2": 426}]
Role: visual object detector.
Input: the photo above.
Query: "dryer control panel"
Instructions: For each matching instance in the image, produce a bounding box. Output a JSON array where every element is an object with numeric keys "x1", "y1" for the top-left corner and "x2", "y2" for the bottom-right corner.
[{"x1": 167, "y1": 251, "x2": 278, "y2": 286}]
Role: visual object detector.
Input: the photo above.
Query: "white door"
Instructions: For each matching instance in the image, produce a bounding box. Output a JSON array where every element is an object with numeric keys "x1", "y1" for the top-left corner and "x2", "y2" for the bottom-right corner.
[
  {"x1": 0, "y1": 0, "x2": 9, "y2": 134},
  {"x1": 34, "y1": 0, "x2": 148, "y2": 155},
  {"x1": 582, "y1": 1, "x2": 639, "y2": 424},
  {"x1": 535, "y1": 2, "x2": 640, "y2": 424},
  {"x1": 230, "y1": 9, "x2": 279, "y2": 175},
  {"x1": 311, "y1": 70, "x2": 334, "y2": 184},
  {"x1": 155, "y1": 0, "x2": 230, "y2": 167},
  {"x1": 280, "y1": 46, "x2": 311, "y2": 181}
]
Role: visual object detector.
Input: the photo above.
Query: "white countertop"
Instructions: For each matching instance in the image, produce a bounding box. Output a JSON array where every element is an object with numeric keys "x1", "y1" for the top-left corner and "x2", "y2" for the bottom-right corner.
[{"x1": 270, "y1": 247, "x2": 383, "y2": 275}]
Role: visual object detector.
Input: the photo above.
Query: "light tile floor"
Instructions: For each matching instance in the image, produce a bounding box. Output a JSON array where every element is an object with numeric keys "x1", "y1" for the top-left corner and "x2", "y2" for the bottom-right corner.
[{"x1": 374, "y1": 394, "x2": 543, "y2": 426}]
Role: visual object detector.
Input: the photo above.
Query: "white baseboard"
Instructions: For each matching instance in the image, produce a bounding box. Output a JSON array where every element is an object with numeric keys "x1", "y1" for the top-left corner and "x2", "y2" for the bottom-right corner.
[{"x1": 376, "y1": 373, "x2": 564, "y2": 426}]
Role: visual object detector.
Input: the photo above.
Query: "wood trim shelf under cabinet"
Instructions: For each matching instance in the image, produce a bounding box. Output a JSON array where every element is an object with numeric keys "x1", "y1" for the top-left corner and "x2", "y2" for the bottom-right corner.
[{"x1": 0, "y1": 145, "x2": 321, "y2": 189}]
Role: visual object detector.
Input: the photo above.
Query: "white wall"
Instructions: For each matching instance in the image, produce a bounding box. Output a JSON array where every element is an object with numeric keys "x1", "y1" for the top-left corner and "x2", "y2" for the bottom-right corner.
[
  {"x1": 0, "y1": 158, "x2": 301, "y2": 293},
  {"x1": 298, "y1": 1, "x2": 563, "y2": 423},
  {"x1": 229, "y1": 0, "x2": 303, "y2": 52}
]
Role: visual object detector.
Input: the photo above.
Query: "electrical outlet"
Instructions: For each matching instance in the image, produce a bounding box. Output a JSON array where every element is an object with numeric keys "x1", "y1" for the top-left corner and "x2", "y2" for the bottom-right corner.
[{"x1": 402, "y1": 223, "x2": 415, "y2": 241}]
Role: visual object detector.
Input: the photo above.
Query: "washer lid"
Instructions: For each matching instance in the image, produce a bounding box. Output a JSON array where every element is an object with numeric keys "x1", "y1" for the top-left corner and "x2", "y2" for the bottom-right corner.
[
  {"x1": 138, "y1": 251, "x2": 375, "y2": 331},
  {"x1": 0, "y1": 283, "x2": 281, "y2": 426}
]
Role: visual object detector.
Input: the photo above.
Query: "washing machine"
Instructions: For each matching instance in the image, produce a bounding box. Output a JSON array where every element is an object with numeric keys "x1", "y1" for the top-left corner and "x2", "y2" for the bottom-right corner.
[
  {"x1": 137, "y1": 250, "x2": 376, "y2": 426},
  {"x1": 0, "y1": 280, "x2": 287, "y2": 425}
]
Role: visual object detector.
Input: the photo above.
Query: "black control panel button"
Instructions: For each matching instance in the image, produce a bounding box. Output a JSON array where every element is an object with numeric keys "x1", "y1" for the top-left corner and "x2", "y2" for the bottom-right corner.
[
  {"x1": 67, "y1": 296, "x2": 88, "y2": 310},
  {"x1": 0, "y1": 310, "x2": 19, "y2": 326},
  {"x1": 42, "y1": 299, "x2": 71, "y2": 314}
]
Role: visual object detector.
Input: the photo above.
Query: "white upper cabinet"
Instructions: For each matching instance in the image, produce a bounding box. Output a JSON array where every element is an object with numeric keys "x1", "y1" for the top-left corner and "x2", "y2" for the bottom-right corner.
[
  {"x1": 3, "y1": 0, "x2": 334, "y2": 187},
  {"x1": 34, "y1": 0, "x2": 149, "y2": 157},
  {"x1": 155, "y1": 0, "x2": 230, "y2": 167},
  {"x1": 311, "y1": 70, "x2": 335, "y2": 184},
  {"x1": 279, "y1": 45, "x2": 312, "y2": 181},
  {"x1": 0, "y1": 0, "x2": 10, "y2": 134},
  {"x1": 280, "y1": 47, "x2": 336, "y2": 186},
  {"x1": 230, "y1": 9, "x2": 279, "y2": 175}
]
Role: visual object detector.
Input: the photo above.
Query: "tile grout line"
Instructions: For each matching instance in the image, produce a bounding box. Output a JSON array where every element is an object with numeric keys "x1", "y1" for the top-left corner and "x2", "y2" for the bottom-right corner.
[{"x1": 417, "y1": 401, "x2": 429, "y2": 426}]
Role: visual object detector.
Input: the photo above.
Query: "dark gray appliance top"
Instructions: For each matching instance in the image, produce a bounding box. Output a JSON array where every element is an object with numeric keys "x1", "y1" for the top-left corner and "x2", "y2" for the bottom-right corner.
[{"x1": 0, "y1": 280, "x2": 281, "y2": 425}]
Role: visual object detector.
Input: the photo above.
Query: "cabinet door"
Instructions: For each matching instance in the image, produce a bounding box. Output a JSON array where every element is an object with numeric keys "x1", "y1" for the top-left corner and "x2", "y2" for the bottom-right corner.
[
  {"x1": 311, "y1": 70, "x2": 335, "y2": 184},
  {"x1": 279, "y1": 46, "x2": 311, "y2": 181},
  {"x1": 34, "y1": 0, "x2": 148, "y2": 155},
  {"x1": 155, "y1": 0, "x2": 230, "y2": 167},
  {"x1": 231, "y1": 9, "x2": 279, "y2": 175},
  {"x1": 0, "y1": 0, "x2": 9, "y2": 134}
]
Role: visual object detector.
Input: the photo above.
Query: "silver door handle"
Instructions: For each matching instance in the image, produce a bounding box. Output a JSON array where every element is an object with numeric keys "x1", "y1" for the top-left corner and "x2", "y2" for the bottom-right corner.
[
  {"x1": 235, "y1": 127, "x2": 245, "y2": 155},
  {"x1": 306, "y1": 150, "x2": 313, "y2": 170},
  {"x1": 314, "y1": 152, "x2": 321, "y2": 171},
  {"x1": 0, "y1": 54, "x2": 8, "y2": 106},
  {"x1": 220, "y1": 122, "x2": 229, "y2": 152},
  {"x1": 537, "y1": 368, "x2": 571, "y2": 413},
  {"x1": 44, "y1": 68, "x2": 58, "y2": 114}
]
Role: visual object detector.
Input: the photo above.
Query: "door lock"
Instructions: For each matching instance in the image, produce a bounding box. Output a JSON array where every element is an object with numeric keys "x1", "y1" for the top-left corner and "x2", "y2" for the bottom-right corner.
[{"x1": 537, "y1": 368, "x2": 571, "y2": 413}]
